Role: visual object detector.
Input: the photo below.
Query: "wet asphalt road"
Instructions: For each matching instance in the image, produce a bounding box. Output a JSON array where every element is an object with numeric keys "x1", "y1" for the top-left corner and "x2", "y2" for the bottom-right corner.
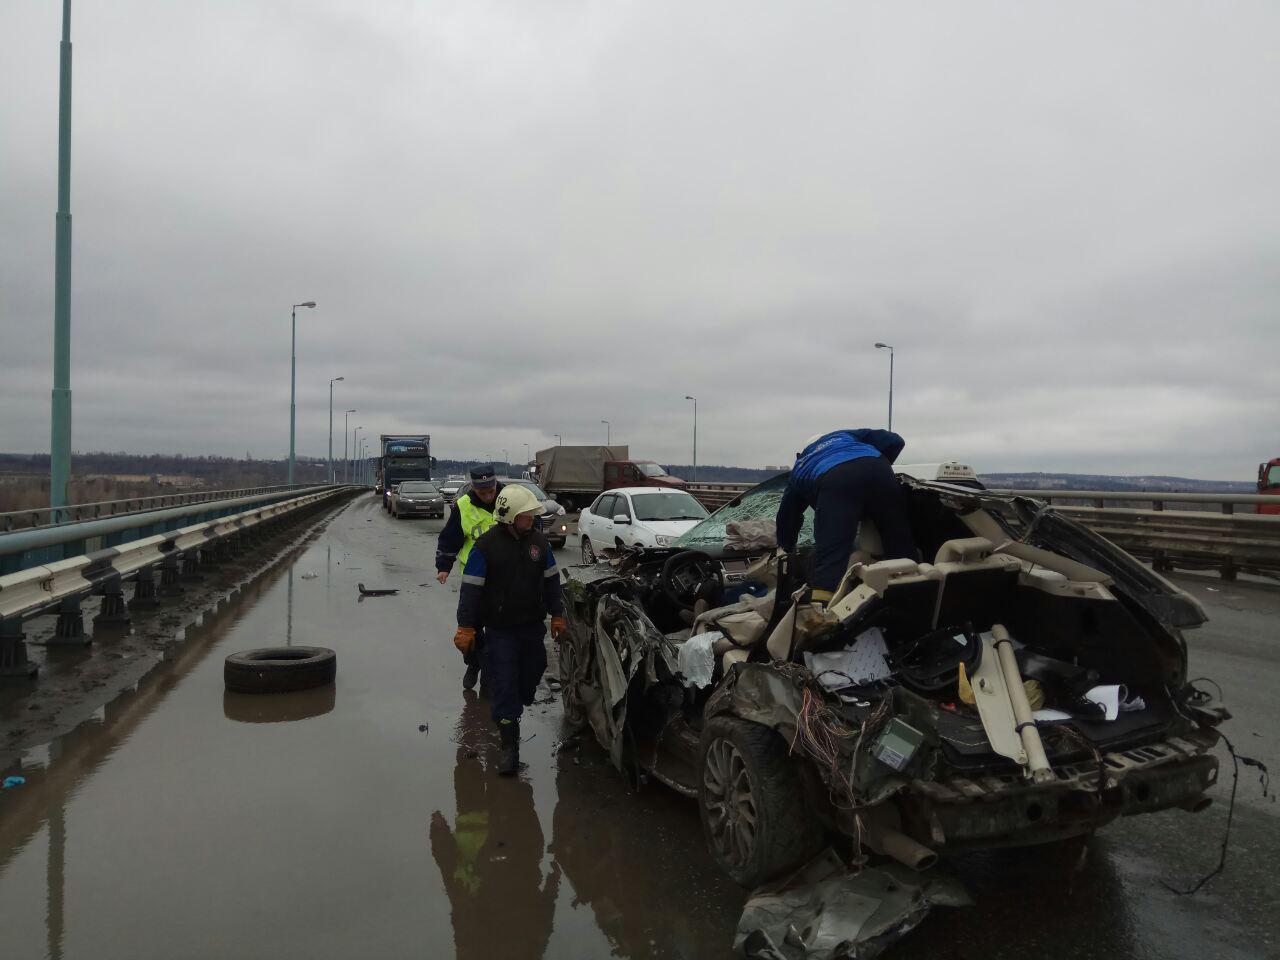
[{"x1": 0, "y1": 495, "x2": 1276, "y2": 959}]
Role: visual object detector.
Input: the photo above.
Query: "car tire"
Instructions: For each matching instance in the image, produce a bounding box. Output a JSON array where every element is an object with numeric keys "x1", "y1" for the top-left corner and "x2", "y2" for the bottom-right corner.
[
  {"x1": 698, "y1": 715, "x2": 824, "y2": 888},
  {"x1": 581, "y1": 537, "x2": 597, "y2": 564},
  {"x1": 557, "y1": 631, "x2": 588, "y2": 729},
  {"x1": 224, "y1": 646, "x2": 337, "y2": 694}
]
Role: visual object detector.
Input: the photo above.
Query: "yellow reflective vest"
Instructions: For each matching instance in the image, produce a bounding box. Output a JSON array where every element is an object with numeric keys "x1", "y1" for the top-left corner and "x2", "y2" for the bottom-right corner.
[{"x1": 456, "y1": 495, "x2": 498, "y2": 570}]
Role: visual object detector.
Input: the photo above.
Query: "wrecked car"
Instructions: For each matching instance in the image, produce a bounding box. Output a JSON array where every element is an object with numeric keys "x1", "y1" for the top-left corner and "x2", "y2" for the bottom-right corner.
[{"x1": 556, "y1": 471, "x2": 1228, "y2": 957}]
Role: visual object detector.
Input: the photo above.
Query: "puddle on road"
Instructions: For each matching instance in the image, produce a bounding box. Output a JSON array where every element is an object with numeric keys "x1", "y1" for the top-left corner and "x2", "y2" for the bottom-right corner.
[
  {"x1": 2, "y1": 497, "x2": 1274, "y2": 960},
  {"x1": 0, "y1": 496, "x2": 743, "y2": 960}
]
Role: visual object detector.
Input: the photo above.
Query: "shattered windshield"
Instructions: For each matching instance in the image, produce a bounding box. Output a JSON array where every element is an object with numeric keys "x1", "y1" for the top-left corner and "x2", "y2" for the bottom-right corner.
[{"x1": 674, "y1": 472, "x2": 814, "y2": 550}]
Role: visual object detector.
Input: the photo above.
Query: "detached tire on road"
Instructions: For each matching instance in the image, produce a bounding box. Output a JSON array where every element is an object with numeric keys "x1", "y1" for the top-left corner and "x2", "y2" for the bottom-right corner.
[
  {"x1": 224, "y1": 646, "x2": 336, "y2": 694},
  {"x1": 698, "y1": 715, "x2": 824, "y2": 888}
]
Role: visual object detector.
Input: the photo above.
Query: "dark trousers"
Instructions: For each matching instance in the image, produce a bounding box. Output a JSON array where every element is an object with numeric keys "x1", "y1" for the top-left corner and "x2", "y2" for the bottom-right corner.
[
  {"x1": 812, "y1": 457, "x2": 918, "y2": 594},
  {"x1": 482, "y1": 623, "x2": 548, "y2": 723}
]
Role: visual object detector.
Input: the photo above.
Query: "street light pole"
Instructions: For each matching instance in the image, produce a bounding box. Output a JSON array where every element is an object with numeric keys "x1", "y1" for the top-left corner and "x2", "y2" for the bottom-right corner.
[
  {"x1": 49, "y1": 0, "x2": 74, "y2": 519},
  {"x1": 601, "y1": 420, "x2": 610, "y2": 444},
  {"x1": 343, "y1": 409, "x2": 356, "y2": 483},
  {"x1": 328, "y1": 376, "x2": 344, "y2": 484},
  {"x1": 684, "y1": 396, "x2": 698, "y2": 483},
  {"x1": 289, "y1": 301, "x2": 316, "y2": 485},
  {"x1": 353, "y1": 426, "x2": 363, "y2": 485},
  {"x1": 874, "y1": 343, "x2": 894, "y2": 431},
  {"x1": 554, "y1": 434, "x2": 562, "y2": 446}
]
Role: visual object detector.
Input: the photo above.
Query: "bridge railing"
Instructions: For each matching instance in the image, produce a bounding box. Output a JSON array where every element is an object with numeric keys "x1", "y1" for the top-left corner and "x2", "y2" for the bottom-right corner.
[
  {"x1": 0, "y1": 485, "x2": 360, "y2": 680},
  {"x1": 0, "y1": 483, "x2": 314, "y2": 532}
]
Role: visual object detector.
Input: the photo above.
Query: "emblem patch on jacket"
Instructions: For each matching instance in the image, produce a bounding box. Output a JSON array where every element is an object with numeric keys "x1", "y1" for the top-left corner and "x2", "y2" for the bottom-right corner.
[{"x1": 529, "y1": 544, "x2": 541, "y2": 561}]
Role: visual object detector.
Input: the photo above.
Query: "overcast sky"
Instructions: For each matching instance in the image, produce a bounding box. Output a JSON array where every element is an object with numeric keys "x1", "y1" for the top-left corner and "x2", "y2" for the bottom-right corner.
[{"x1": 2, "y1": 1, "x2": 1276, "y2": 479}]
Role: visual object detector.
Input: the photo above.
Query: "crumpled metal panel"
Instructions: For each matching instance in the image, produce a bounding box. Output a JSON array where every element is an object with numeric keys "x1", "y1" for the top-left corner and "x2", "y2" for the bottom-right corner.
[{"x1": 735, "y1": 849, "x2": 971, "y2": 960}]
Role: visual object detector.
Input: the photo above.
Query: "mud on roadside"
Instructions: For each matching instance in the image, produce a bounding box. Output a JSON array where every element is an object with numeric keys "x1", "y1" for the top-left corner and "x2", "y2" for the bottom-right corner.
[{"x1": 0, "y1": 501, "x2": 350, "y2": 772}]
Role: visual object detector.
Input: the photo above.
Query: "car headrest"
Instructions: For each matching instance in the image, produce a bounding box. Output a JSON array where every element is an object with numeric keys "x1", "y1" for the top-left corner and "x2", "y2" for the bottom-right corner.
[{"x1": 934, "y1": 537, "x2": 996, "y2": 564}]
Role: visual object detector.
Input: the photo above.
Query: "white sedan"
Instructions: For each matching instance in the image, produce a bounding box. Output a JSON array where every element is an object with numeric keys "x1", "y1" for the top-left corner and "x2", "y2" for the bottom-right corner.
[{"x1": 578, "y1": 487, "x2": 710, "y2": 563}]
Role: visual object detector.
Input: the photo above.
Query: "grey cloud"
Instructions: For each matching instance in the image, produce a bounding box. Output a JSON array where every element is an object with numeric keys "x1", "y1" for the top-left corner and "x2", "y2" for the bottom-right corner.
[{"x1": 2, "y1": 1, "x2": 1277, "y2": 481}]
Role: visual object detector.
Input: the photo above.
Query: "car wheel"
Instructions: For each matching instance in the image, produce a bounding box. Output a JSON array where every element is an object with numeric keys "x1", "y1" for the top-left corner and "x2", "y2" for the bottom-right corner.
[
  {"x1": 557, "y1": 631, "x2": 588, "y2": 729},
  {"x1": 698, "y1": 715, "x2": 824, "y2": 888},
  {"x1": 581, "y1": 537, "x2": 597, "y2": 564}
]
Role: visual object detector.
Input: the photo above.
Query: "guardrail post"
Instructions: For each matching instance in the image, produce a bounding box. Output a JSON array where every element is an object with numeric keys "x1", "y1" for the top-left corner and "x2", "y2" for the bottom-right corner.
[
  {"x1": 49, "y1": 597, "x2": 90, "y2": 646},
  {"x1": 158, "y1": 555, "x2": 184, "y2": 596},
  {"x1": 1152, "y1": 501, "x2": 1164, "y2": 512},
  {"x1": 180, "y1": 551, "x2": 204, "y2": 582},
  {"x1": 0, "y1": 618, "x2": 38, "y2": 681},
  {"x1": 1220, "y1": 560, "x2": 1238, "y2": 582},
  {"x1": 130, "y1": 567, "x2": 161, "y2": 609},
  {"x1": 92, "y1": 575, "x2": 131, "y2": 629}
]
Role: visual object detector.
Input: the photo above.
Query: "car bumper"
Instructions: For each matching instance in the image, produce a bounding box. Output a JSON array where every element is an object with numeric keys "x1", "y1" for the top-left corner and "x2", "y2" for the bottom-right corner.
[
  {"x1": 396, "y1": 503, "x2": 445, "y2": 517},
  {"x1": 897, "y1": 729, "x2": 1220, "y2": 849}
]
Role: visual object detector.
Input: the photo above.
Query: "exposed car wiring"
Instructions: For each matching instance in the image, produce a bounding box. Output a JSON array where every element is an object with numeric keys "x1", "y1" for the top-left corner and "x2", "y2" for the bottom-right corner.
[
  {"x1": 1163, "y1": 730, "x2": 1270, "y2": 896},
  {"x1": 1161, "y1": 680, "x2": 1271, "y2": 896}
]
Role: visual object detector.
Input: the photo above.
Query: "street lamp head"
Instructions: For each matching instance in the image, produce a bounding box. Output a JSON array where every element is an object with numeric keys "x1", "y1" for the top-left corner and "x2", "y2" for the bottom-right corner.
[
  {"x1": 346, "y1": 408, "x2": 356, "y2": 414},
  {"x1": 295, "y1": 301, "x2": 317, "y2": 309},
  {"x1": 875, "y1": 342, "x2": 892, "y2": 350},
  {"x1": 333, "y1": 376, "x2": 345, "y2": 383},
  {"x1": 685, "y1": 395, "x2": 695, "y2": 401}
]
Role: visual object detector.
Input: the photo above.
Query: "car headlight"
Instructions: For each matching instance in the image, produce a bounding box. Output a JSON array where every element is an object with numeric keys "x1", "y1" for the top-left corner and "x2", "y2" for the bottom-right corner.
[
  {"x1": 558, "y1": 524, "x2": 568, "y2": 533},
  {"x1": 654, "y1": 535, "x2": 672, "y2": 547}
]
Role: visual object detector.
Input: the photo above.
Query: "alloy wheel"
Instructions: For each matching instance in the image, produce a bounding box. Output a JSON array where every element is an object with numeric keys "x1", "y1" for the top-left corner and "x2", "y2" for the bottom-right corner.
[{"x1": 702, "y1": 737, "x2": 758, "y2": 868}]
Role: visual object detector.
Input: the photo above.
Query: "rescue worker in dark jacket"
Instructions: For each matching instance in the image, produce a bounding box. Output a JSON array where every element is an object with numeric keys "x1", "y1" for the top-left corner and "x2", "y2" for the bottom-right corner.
[
  {"x1": 454, "y1": 484, "x2": 566, "y2": 775},
  {"x1": 437, "y1": 465, "x2": 504, "y2": 690},
  {"x1": 775, "y1": 429, "x2": 918, "y2": 605}
]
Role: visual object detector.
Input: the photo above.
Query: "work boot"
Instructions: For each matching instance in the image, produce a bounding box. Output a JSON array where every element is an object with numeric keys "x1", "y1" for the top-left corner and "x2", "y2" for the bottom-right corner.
[
  {"x1": 497, "y1": 719, "x2": 520, "y2": 776},
  {"x1": 462, "y1": 663, "x2": 480, "y2": 691}
]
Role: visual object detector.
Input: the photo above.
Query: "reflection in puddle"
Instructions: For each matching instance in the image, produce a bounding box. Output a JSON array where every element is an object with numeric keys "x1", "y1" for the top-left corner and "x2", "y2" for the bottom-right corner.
[
  {"x1": 222, "y1": 685, "x2": 336, "y2": 724},
  {"x1": 430, "y1": 692, "x2": 559, "y2": 960}
]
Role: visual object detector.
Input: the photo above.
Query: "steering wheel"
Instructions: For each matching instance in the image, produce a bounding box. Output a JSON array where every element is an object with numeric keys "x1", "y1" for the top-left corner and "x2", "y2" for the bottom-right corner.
[{"x1": 660, "y1": 550, "x2": 725, "y2": 609}]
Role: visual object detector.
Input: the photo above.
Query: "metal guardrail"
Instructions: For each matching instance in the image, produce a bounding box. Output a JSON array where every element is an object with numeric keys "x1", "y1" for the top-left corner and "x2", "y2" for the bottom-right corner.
[
  {"x1": 0, "y1": 486, "x2": 358, "y2": 679},
  {"x1": 0, "y1": 485, "x2": 342, "y2": 576},
  {"x1": 0, "y1": 483, "x2": 312, "y2": 532},
  {"x1": 987, "y1": 489, "x2": 1280, "y2": 514},
  {"x1": 0, "y1": 487, "x2": 346, "y2": 623},
  {"x1": 685, "y1": 482, "x2": 753, "y2": 510}
]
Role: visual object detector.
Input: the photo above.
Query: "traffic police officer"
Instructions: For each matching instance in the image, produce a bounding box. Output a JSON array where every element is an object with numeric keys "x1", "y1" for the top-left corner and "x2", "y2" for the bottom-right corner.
[
  {"x1": 453, "y1": 484, "x2": 566, "y2": 775},
  {"x1": 775, "y1": 429, "x2": 918, "y2": 605},
  {"x1": 437, "y1": 465, "x2": 504, "y2": 689}
]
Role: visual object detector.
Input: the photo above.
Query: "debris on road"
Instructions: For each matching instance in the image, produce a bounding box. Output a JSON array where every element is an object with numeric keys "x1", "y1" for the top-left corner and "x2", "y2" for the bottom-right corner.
[
  {"x1": 357, "y1": 583, "x2": 399, "y2": 597},
  {"x1": 735, "y1": 850, "x2": 970, "y2": 960},
  {"x1": 2, "y1": 776, "x2": 26, "y2": 789},
  {"x1": 300, "y1": 571, "x2": 319, "y2": 580}
]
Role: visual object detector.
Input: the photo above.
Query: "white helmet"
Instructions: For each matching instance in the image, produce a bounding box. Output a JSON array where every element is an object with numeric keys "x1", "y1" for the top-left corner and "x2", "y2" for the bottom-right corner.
[{"x1": 494, "y1": 484, "x2": 543, "y2": 524}]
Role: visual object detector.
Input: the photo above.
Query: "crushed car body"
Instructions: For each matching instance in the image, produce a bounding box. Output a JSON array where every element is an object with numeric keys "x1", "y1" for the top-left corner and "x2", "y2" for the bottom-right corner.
[{"x1": 556, "y1": 471, "x2": 1228, "y2": 958}]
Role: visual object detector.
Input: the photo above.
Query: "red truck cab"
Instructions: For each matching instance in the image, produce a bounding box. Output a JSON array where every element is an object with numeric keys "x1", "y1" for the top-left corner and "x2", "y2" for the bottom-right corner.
[
  {"x1": 1259, "y1": 458, "x2": 1280, "y2": 514},
  {"x1": 603, "y1": 460, "x2": 686, "y2": 491}
]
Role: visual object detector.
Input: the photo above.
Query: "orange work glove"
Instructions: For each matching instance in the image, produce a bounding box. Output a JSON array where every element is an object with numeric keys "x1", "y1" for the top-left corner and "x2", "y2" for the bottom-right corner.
[
  {"x1": 550, "y1": 617, "x2": 568, "y2": 639},
  {"x1": 453, "y1": 626, "x2": 476, "y2": 655}
]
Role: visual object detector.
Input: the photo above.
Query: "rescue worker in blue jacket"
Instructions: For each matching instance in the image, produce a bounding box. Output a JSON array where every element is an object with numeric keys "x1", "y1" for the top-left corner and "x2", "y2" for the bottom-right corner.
[
  {"x1": 775, "y1": 429, "x2": 918, "y2": 606},
  {"x1": 437, "y1": 465, "x2": 504, "y2": 690},
  {"x1": 453, "y1": 484, "x2": 566, "y2": 775}
]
